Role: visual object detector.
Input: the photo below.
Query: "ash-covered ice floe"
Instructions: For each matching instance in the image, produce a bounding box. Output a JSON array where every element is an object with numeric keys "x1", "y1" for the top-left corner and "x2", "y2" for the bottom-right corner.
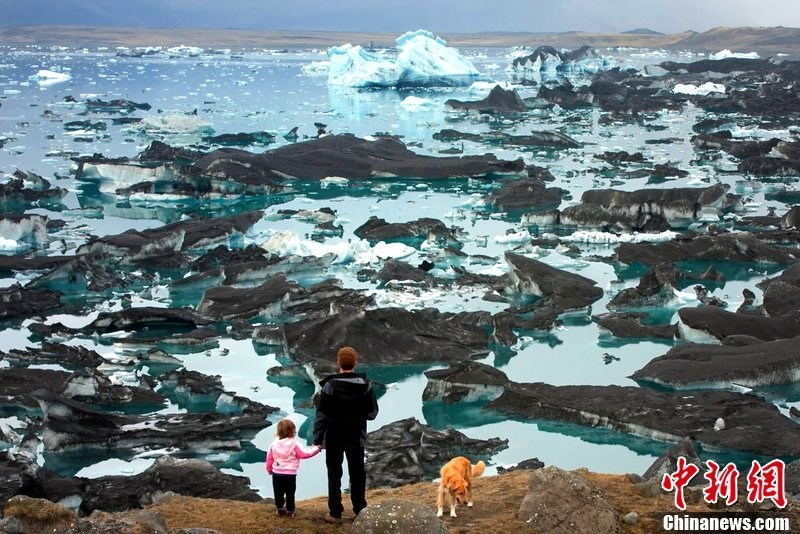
[
  {"x1": 593, "y1": 312, "x2": 677, "y2": 340},
  {"x1": 433, "y1": 128, "x2": 581, "y2": 149},
  {"x1": 77, "y1": 211, "x2": 263, "y2": 265},
  {"x1": 160, "y1": 369, "x2": 278, "y2": 416},
  {"x1": 328, "y1": 29, "x2": 481, "y2": 88},
  {"x1": 365, "y1": 417, "x2": 507, "y2": 488},
  {"x1": 445, "y1": 85, "x2": 527, "y2": 114},
  {"x1": 511, "y1": 45, "x2": 614, "y2": 77},
  {"x1": 632, "y1": 336, "x2": 800, "y2": 389},
  {"x1": 0, "y1": 170, "x2": 67, "y2": 209},
  {"x1": 677, "y1": 306, "x2": 800, "y2": 342},
  {"x1": 615, "y1": 230, "x2": 799, "y2": 266},
  {"x1": 0, "y1": 282, "x2": 61, "y2": 320},
  {"x1": 608, "y1": 262, "x2": 723, "y2": 310},
  {"x1": 525, "y1": 184, "x2": 742, "y2": 232},
  {"x1": 33, "y1": 389, "x2": 272, "y2": 452},
  {"x1": 425, "y1": 361, "x2": 800, "y2": 458},
  {"x1": 79, "y1": 136, "x2": 523, "y2": 197},
  {"x1": 505, "y1": 251, "x2": 603, "y2": 310},
  {"x1": 283, "y1": 306, "x2": 490, "y2": 366},
  {"x1": 4, "y1": 455, "x2": 262, "y2": 515}
]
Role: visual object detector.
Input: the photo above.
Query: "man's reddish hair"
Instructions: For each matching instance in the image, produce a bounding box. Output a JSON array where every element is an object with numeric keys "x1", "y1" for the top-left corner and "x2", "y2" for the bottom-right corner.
[{"x1": 337, "y1": 346, "x2": 358, "y2": 370}]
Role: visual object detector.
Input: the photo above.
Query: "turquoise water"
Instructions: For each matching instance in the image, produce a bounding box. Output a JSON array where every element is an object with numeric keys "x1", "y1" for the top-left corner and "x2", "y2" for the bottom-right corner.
[{"x1": 0, "y1": 44, "x2": 796, "y2": 499}]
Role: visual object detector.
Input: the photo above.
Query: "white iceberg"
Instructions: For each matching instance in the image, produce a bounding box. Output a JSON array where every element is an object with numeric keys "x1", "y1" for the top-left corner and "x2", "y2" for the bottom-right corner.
[
  {"x1": 710, "y1": 49, "x2": 760, "y2": 60},
  {"x1": 29, "y1": 69, "x2": 71, "y2": 86},
  {"x1": 130, "y1": 114, "x2": 214, "y2": 135},
  {"x1": 399, "y1": 95, "x2": 434, "y2": 110},
  {"x1": 300, "y1": 60, "x2": 330, "y2": 76},
  {"x1": 673, "y1": 82, "x2": 726, "y2": 96},
  {"x1": 327, "y1": 29, "x2": 480, "y2": 88}
]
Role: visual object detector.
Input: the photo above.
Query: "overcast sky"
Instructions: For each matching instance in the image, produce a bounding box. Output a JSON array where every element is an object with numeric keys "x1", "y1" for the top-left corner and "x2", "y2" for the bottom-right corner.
[{"x1": 1, "y1": 0, "x2": 798, "y2": 34}]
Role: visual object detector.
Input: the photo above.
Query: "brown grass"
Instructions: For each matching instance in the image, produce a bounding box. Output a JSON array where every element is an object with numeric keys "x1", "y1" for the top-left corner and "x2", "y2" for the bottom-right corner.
[
  {"x1": 147, "y1": 470, "x2": 800, "y2": 534},
  {"x1": 3, "y1": 496, "x2": 77, "y2": 533}
]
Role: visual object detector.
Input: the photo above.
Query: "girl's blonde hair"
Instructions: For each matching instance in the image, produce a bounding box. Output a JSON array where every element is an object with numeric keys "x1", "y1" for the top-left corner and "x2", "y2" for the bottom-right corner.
[{"x1": 276, "y1": 419, "x2": 297, "y2": 439}]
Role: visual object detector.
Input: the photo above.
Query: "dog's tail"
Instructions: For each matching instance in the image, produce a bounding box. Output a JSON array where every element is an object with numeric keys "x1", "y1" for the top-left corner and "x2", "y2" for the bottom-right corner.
[{"x1": 471, "y1": 460, "x2": 486, "y2": 478}]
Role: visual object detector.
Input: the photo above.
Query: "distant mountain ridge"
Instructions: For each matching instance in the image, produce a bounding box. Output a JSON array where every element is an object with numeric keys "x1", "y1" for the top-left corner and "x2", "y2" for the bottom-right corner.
[
  {"x1": 622, "y1": 28, "x2": 664, "y2": 35},
  {"x1": 0, "y1": 25, "x2": 798, "y2": 53}
]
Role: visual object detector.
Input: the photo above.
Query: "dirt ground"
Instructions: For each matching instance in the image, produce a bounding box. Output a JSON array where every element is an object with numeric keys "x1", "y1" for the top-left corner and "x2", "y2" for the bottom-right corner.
[{"x1": 149, "y1": 469, "x2": 800, "y2": 533}]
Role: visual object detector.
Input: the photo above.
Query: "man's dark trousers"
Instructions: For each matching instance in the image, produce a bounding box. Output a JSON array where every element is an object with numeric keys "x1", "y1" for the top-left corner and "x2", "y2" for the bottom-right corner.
[{"x1": 325, "y1": 445, "x2": 367, "y2": 517}]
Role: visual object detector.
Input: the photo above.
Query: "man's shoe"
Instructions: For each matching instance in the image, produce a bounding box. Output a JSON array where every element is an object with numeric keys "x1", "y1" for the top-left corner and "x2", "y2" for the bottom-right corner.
[{"x1": 324, "y1": 512, "x2": 344, "y2": 524}]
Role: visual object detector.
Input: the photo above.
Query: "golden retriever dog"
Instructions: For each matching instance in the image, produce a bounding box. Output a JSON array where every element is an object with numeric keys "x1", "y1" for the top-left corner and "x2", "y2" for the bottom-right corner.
[{"x1": 436, "y1": 456, "x2": 485, "y2": 518}]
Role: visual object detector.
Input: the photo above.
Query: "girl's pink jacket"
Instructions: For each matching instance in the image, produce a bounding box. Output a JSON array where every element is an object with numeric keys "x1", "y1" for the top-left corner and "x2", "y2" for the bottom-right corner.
[{"x1": 265, "y1": 437, "x2": 320, "y2": 475}]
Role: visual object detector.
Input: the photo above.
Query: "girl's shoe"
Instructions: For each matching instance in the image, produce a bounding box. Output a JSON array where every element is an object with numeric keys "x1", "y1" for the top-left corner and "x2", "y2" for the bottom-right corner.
[
  {"x1": 276, "y1": 508, "x2": 287, "y2": 517},
  {"x1": 289, "y1": 511, "x2": 297, "y2": 519}
]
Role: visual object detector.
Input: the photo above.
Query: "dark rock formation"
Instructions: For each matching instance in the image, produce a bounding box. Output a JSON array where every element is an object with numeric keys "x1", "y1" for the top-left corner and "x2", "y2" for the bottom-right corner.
[
  {"x1": 283, "y1": 307, "x2": 490, "y2": 365},
  {"x1": 444, "y1": 85, "x2": 527, "y2": 113},
  {"x1": 505, "y1": 252, "x2": 603, "y2": 310},
  {"x1": 192, "y1": 134, "x2": 524, "y2": 182},
  {"x1": 517, "y1": 466, "x2": 620, "y2": 534},
  {"x1": 678, "y1": 306, "x2": 800, "y2": 341},
  {"x1": 365, "y1": 417, "x2": 507, "y2": 487},
  {"x1": 496, "y1": 458, "x2": 545, "y2": 473},
  {"x1": 489, "y1": 177, "x2": 564, "y2": 211},
  {"x1": 632, "y1": 336, "x2": 800, "y2": 388},
  {"x1": 532, "y1": 82, "x2": 594, "y2": 109}
]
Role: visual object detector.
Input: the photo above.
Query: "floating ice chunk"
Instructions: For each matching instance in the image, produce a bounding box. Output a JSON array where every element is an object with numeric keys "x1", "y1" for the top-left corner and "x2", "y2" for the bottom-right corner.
[
  {"x1": 29, "y1": 69, "x2": 72, "y2": 86},
  {"x1": 0, "y1": 237, "x2": 19, "y2": 250},
  {"x1": 399, "y1": 95, "x2": 434, "y2": 110},
  {"x1": 320, "y1": 176, "x2": 349, "y2": 188},
  {"x1": 327, "y1": 44, "x2": 403, "y2": 88},
  {"x1": 327, "y1": 29, "x2": 480, "y2": 88},
  {"x1": 3, "y1": 89, "x2": 20, "y2": 95},
  {"x1": 673, "y1": 82, "x2": 726, "y2": 96},
  {"x1": 131, "y1": 114, "x2": 214, "y2": 135},
  {"x1": 494, "y1": 230, "x2": 532, "y2": 244},
  {"x1": 710, "y1": 49, "x2": 759, "y2": 60},
  {"x1": 301, "y1": 60, "x2": 330, "y2": 75},
  {"x1": 370, "y1": 241, "x2": 415, "y2": 260},
  {"x1": 555, "y1": 230, "x2": 679, "y2": 244}
]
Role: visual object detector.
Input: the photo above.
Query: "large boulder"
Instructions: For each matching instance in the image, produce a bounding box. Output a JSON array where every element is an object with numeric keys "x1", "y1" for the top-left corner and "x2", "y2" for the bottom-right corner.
[
  {"x1": 351, "y1": 499, "x2": 448, "y2": 534},
  {"x1": 641, "y1": 438, "x2": 704, "y2": 485},
  {"x1": 517, "y1": 466, "x2": 620, "y2": 534}
]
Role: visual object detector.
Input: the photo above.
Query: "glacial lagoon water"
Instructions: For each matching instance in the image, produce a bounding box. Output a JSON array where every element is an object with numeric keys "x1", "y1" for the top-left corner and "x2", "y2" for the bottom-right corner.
[{"x1": 0, "y1": 43, "x2": 796, "y2": 499}]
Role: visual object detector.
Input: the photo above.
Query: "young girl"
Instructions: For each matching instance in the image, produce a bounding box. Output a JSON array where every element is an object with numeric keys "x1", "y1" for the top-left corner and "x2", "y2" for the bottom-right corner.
[{"x1": 266, "y1": 418, "x2": 321, "y2": 518}]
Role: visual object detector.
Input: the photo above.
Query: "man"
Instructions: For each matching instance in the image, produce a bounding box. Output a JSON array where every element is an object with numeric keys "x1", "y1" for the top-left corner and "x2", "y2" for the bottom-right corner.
[{"x1": 313, "y1": 346, "x2": 379, "y2": 524}]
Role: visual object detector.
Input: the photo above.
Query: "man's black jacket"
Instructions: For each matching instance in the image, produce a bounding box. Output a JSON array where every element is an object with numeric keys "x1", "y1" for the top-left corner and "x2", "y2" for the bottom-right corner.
[{"x1": 313, "y1": 372, "x2": 379, "y2": 449}]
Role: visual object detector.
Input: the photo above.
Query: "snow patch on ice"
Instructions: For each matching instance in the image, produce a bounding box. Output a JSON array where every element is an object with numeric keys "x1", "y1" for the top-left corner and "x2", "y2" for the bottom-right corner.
[
  {"x1": 710, "y1": 49, "x2": 759, "y2": 60},
  {"x1": 673, "y1": 82, "x2": 726, "y2": 95}
]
